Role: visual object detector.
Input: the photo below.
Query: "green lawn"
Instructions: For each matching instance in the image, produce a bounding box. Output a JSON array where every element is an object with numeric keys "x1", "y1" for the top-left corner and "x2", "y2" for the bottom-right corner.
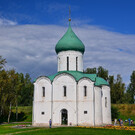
[
  {"x1": 0, "y1": 123, "x2": 39, "y2": 135},
  {"x1": 0, "y1": 124, "x2": 135, "y2": 135}
]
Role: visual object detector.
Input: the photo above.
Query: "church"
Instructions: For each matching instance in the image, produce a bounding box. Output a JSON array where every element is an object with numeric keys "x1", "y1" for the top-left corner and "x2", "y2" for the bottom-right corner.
[{"x1": 32, "y1": 18, "x2": 112, "y2": 126}]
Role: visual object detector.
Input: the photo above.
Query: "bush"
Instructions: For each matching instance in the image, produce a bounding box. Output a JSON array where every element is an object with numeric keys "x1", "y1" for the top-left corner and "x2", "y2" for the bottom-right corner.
[
  {"x1": 0, "y1": 111, "x2": 26, "y2": 123},
  {"x1": 111, "y1": 105, "x2": 120, "y2": 120}
]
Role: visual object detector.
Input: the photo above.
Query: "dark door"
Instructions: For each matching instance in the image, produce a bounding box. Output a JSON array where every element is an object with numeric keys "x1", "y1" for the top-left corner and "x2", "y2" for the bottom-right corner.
[{"x1": 61, "y1": 109, "x2": 68, "y2": 125}]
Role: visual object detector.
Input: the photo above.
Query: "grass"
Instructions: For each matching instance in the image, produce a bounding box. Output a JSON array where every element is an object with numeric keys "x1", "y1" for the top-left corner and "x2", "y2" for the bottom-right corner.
[
  {"x1": 0, "y1": 123, "x2": 39, "y2": 134},
  {"x1": 0, "y1": 125, "x2": 135, "y2": 135}
]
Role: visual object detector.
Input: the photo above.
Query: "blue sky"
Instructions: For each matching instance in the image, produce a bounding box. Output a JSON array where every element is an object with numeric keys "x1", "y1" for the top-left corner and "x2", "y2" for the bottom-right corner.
[
  {"x1": 0, "y1": 0, "x2": 135, "y2": 33},
  {"x1": 0, "y1": 0, "x2": 135, "y2": 84}
]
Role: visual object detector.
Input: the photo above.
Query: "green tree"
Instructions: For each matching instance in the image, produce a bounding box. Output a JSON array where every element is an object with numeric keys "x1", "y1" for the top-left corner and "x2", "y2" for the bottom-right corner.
[
  {"x1": 84, "y1": 67, "x2": 97, "y2": 74},
  {"x1": 0, "y1": 56, "x2": 6, "y2": 70},
  {"x1": 97, "y1": 66, "x2": 108, "y2": 81},
  {"x1": 19, "y1": 73, "x2": 33, "y2": 106},
  {"x1": 113, "y1": 74, "x2": 125, "y2": 103},
  {"x1": 127, "y1": 71, "x2": 135, "y2": 103},
  {"x1": 111, "y1": 105, "x2": 120, "y2": 120}
]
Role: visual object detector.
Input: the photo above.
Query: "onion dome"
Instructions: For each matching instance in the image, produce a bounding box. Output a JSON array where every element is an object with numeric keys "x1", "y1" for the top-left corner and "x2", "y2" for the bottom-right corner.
[{"x1": 55, "y1": 22, "x2": 85, "y2": 54}]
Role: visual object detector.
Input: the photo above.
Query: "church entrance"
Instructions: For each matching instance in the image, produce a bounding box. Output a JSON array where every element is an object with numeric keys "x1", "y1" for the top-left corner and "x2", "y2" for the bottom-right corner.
[{"x1": 61, "y1": 109, "x2": 68, "y2": 125}]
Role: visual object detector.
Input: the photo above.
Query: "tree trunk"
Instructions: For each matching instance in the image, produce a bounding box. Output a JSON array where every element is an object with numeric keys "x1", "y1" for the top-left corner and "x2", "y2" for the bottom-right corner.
[
  {"x1": 0, "y1": 87, "x2": 3, "y2": 116},
  {"x1": 16, "y1": 98, "x2": 18, "y2": 121},
  {"x1": 8, "y1": 102, "x2": 12, "y2": 123}
]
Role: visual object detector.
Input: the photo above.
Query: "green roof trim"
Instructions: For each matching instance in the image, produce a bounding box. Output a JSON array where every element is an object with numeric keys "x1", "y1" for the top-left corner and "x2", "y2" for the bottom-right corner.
[
  {"x1": 47, "y1": 71, "x2": 109, "y2": 86},
  {"x1": 55, "y1": 22, "x2": 85, "y2": 54},
  {"x1": 94, "y1": 77, "x2": 109, "y2": 86}
]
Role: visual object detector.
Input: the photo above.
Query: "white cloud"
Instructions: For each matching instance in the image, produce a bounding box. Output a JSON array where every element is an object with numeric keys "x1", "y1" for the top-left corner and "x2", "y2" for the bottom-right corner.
[
  {"x1": 0, "y1": 24, "x2": 135, "y2": 85},
  {"x1": 0, "y1": 18, "x2": 17, "y2": 26}
]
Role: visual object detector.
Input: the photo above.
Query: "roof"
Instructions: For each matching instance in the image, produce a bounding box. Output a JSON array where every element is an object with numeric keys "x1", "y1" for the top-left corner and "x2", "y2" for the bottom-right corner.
[
  {"x1": 55, "y1": 22, "x2": 85, "y2": 54},
  {"x1": 35, "y1": 71, "x2": 109, "y2": 86}
]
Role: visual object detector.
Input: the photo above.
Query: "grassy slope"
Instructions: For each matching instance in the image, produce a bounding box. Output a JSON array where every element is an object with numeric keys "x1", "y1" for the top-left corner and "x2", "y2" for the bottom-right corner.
[{"x1": 112, "y1": 104, "x2": 135, "y2": 121}]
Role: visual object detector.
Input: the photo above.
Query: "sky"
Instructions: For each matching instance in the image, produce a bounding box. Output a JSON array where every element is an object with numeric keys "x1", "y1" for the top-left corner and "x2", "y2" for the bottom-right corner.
[{"x1": 0, "y1": 0, "x2": 135, "y2": 85}]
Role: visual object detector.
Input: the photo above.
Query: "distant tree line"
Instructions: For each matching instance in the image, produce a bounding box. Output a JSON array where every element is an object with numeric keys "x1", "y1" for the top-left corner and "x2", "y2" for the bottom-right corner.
[
  {"x1": 84, "y1": 66, "x2": 135, "y2": 104},
  {"x1": 0, "y1": 56, "x2": 33, "y2": 123}
]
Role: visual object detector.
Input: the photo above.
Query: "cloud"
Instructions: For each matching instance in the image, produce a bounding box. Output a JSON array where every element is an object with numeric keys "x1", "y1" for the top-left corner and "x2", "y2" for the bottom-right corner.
[
  {"x1": 0, "y1": 18, "x2": 17, "y2": 26},
  {"x1": 0, "y1": 24, "x2": 135, "y2": 85}
]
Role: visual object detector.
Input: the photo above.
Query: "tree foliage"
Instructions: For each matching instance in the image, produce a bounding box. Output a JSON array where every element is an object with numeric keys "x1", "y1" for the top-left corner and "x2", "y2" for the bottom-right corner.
[
  {"x1": 0, "y1": 56, "x2": 33, "y2": 123},
  {"x1": 127, "y1": 71, "x2": 135, "y2": 103},
  {"x1": 84, "y1": 66, "x2": 108, "y2": 81}
]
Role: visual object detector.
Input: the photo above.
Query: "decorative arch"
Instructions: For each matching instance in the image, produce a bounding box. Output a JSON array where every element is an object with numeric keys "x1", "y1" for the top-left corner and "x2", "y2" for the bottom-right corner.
[
  {"x1": 53, "y1": 73, "x2": 76, "y2": 83},
  {"x1": 35, "y1": 76, "x2": 51, "y2": 84},
  {"x1": 78, "y1": 77, "x2": 94, "y2": 84}
]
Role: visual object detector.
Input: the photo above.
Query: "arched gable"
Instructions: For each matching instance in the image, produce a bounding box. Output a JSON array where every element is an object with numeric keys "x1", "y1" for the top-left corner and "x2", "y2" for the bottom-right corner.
[
  {"x1": 35, "y1": 76, "x2": 51, "y2": 84},
  {"x1": 53, "y1": 73, "x2": 76, "y2": 83},
  {"x1": 78, "y1": 77, "x2": 94, "y2": 84}
]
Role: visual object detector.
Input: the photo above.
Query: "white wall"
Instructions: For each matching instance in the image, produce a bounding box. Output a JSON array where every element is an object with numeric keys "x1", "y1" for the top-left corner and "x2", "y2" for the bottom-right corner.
[
  {"x1": 57, "y1": 51, "x2": 83, "y2": 72},
  {"x1": 33, "y1": 77, "x2": 52, "y2": 126},
  {"x1": 94, "y1": 86, "x2": 102, "y2": 125},
  {"x1": 52, "y1": 74, "x2": 77, "y2": 126},
  {"x1": 78, "y1": 78, "x2": 94, "y2": 126},
  {"x1": 102, "y1": 86, "x2": 112, "y2": 124}
]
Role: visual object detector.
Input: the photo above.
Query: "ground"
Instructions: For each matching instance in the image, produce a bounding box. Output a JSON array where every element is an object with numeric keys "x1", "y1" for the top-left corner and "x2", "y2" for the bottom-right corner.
[{"x1": 0, "y1": 124, "x2": 135, "y2": 135}]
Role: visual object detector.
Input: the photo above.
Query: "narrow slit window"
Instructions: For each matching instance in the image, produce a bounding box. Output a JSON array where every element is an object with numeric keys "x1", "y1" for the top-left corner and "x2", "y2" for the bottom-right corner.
[
  {"x1": 42, "y1": 87, "x2": 45, "y2": 97},
  {"x1": 105, "y1": 97, "x2": 107, "y2": 107},
  {"x1": 101, "y1": 90, "x2": 103, "y2": 97},
  {"x1": 67, "y1": 57, "x2": 69, "y2": 71},
  {"x1": 84, "y1": 86, "x2": 87, "y2": 97},
  {"x1": 63, "y1": 86, "x2": 66, "y2": 97},
  {"x1": 76, "y1": 57, "x2": 78, "y2": 71}
]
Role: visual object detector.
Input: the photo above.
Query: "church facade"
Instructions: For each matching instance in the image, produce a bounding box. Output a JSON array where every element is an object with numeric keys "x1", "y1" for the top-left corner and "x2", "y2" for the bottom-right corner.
[{"x1": 33, "y1": 21, "x2": 111, "y2": 126}]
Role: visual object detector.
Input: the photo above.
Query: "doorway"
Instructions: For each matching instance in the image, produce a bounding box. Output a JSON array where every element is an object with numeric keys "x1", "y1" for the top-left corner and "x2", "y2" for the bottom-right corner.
[{"x1": 61, "y1": 109, "x2": 68, "y2": 125}]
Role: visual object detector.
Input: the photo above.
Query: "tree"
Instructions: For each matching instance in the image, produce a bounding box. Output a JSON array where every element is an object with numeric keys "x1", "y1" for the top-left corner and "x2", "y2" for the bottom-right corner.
[
  {"x1": 111, "y1": 105, "x2": 120, "y2": 120},
  {"x1": 127, "y1": 71, "x2": 135, "y2": 103},
  {"x1": 18, "y1": 73, "x2": 33, "y2": 106},
  {"x1": 112, "y1": 74, "x2": 125, "y2": 103},
  {"x1": 84, "y1": 67, "x2": 97, "y2": 74},
  {"x1": 97, "y1": 66, "x2": 108, "y2": 81},
  {"x1": 0, "y1": 56, "x2": 6, "y2": 70},
  {"x1": 85, "y1": 66, "x2": 108, "y2": 81}
]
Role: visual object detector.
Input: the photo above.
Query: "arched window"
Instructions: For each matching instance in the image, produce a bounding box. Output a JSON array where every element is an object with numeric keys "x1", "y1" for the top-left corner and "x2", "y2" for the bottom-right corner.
[
  {"x1": 42, "y1": 87, "x2": 45, "y2": 97},
  {"x1": 63, "y1": 86, "x2": 67, "y2": 97},
  {"x1": 67, "y1": 57, "x2": 69, "y2": 71},
  {"x1": 76, "y1": 57, "x2": 78, "y2": 71},
  {"x1": 105, "y1": 97, "x2": 107, "y2": 107},
  {"x1": 84, "y1": 86, "x2": 87, "y2": 97}
]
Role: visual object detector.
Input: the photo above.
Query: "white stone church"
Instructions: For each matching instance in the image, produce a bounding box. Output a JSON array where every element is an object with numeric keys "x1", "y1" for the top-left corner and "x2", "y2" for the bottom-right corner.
[{"x1": 33, "y1": 20, "x2": 111, "y2": 126}]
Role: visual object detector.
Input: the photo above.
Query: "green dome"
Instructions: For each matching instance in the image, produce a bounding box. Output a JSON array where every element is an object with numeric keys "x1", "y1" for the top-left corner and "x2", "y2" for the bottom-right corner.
[{"x1": 55, "y1": 23, "x2": 85, "y2": 54}]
